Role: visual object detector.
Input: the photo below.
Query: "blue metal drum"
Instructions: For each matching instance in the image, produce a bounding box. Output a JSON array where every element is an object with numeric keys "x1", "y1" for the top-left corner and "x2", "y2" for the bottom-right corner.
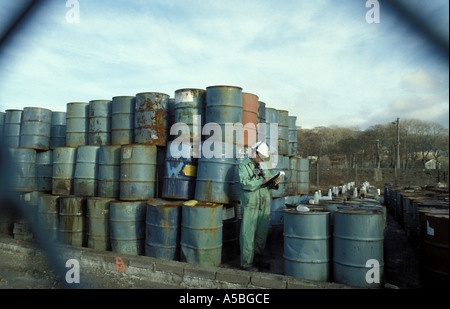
[
  {"x1": 194, "y1": 142, "x2": 237, "y2": 204},
  {"x1": 298, "y1": 158, "x2": 309, "y2": 195},
  {"x1": 173, "y1": 88, "x2": 205, "y2": 143},
  {"x1": 10, "y1": 148, "x2": 36, "y2": 192},
  {"x1": 276, "y1": 109, "x2": 289, "y2": 156},
  {"x1": 66, "y1": 102, "x2": 89, "y2": 147},
  {"x1": 73, "y1": 145, "x2": 100, "y2": 197},
  {"x1": 97, "y1": 145, "x2": 121, "y2": 198},
  {"x1": 333, "y1": 208, "x2": 384, "y2": 287},
  {"x1": 19, "y1": 107, "x2": 52, "y2": 151},
  {"x1": 283, "y1": 208, "x2": 331, "y2": 281},
  {"x1": 205, "y1": 85, "x2": 242, "y2": 145},
  {"x1": 50, "y1": 111, "x2": 66, "y2": 149},
  {"x1": 265, "y1": 108, "x2": 278, "y2": 151},
  {"x1": 36, "y1": 150, "x2": 53, "y2": 192},
  {"x1": 181, "y1": 200, "x2": 223, "y2": 266},
  {"x1": 111, "y1": 96, "x2": 135, "y2": 145},
  {"x1": 88, "y1": 100, "x2": 111, "y2": 146},
  {"x1": 134, "y1": 92, "x2": 170, "y2": 146},
  {"x1": 145, "y1": 198, "x2": 183, "y2": 260},
  {"x1": 162, "y1": 141, "x2": 197, "y2": 200},
  {"x1": 0, "y1": 111, "x2": 4, "y2": 137},
  {"x1": 120, "y1": 144, "x2": 157, "y2": 200},
  {"x1": 52, "y1": 147, "x2": 77, "y2": 196},
  {"x1": 270, "y1": 197, "x2": 286, "y2": 236},
  {"x1": 37, "y1": 194, "x2": 59, "y2": 241},
  {"x1": 4, "y1": 110, "x2": 22, "y2": 148},
  {"x1": 87, "y1": 197, "x2": 116, "y2": 251},
  {"x1": 288, "y1": 116, "x2": 297, "y2": 156},
  {"x1": 58, "y1": 196, "x2": 87, "y2": 247},
  {"x1": 109, "y1": 200, "x2": 146, "y2": 255}
]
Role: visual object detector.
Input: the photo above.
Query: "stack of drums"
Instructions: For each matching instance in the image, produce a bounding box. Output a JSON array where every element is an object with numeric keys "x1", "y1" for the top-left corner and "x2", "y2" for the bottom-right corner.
[
  {"x1": 162, "y1": 88, "x2": 205, "y2": 200},
  {"x1": 195, "y1": 86, "x2": 242, "y2": 204}
]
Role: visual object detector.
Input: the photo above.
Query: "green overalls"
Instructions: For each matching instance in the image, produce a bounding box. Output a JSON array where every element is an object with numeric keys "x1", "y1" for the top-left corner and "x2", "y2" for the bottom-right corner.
[{"x1": 238, "y1": 156, "x2": 273, "y2": 269}]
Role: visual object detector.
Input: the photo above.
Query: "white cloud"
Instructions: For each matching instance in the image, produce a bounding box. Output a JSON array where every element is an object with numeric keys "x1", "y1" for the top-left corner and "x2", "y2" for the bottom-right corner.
[{"x1": 0, "y1": 0, "x2": 448, "y2": 131}]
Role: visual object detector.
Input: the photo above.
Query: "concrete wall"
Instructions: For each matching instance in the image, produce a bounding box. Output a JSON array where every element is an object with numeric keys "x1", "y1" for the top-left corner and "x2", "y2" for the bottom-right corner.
[{"x1": 308, "y1": 166, "x2": 449, "y2": 192}]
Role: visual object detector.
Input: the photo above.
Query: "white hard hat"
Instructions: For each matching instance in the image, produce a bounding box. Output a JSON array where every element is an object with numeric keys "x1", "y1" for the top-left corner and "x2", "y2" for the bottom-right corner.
[{"x1": 252, "y1": 141, "x2": 269, "y2": 159}]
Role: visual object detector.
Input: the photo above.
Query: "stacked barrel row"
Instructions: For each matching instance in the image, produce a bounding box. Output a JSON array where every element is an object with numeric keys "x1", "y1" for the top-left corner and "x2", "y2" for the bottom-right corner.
[
  {"x1": 1, "y1": 85, "x2": 307, "y2": 268},
  {"x1": 283, "y1": 196, "x2": 386, "y2": 288},
  {"x1": 384, "y1": 185, "x2": 449, "y2": 288}
]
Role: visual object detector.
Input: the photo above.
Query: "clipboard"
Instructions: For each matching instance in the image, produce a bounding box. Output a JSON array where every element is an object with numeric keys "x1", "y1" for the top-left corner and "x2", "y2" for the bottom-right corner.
[{"x1": 261, "y1": 171, "x2": 283, "y2": 188}]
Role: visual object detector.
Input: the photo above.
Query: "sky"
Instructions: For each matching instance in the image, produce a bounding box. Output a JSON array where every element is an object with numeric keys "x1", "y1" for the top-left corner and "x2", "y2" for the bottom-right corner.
[{"x1": 0, "y1": 0, "x2": 448, "y2": 130}]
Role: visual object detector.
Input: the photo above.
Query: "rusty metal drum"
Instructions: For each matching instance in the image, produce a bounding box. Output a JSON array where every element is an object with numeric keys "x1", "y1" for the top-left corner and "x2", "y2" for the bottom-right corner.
[
  {"x1": 194, "y1": 142, "x2": 237, "y2": 204},
  {"x1": 242, "y1": 92, "x2": 259, "y2": 147},
  {"x1": 58, "y1": 196, "x2": 87, "y2": 247},
  {"x1": 145, "y1": 198, "x2": 183, "y2": 260},
  {"x1": 134, "y1": 92, "x2": 169, "y2": 146},
  {"x1": 423, "y1": 212, "x2": 449, "y2": 288}
]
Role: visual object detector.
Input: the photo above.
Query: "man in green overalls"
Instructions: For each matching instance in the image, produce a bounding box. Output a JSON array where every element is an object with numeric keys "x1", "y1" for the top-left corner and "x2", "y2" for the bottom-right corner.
[{"x1": 238, "y1": 141, "x2": 280, "y2": 271}]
